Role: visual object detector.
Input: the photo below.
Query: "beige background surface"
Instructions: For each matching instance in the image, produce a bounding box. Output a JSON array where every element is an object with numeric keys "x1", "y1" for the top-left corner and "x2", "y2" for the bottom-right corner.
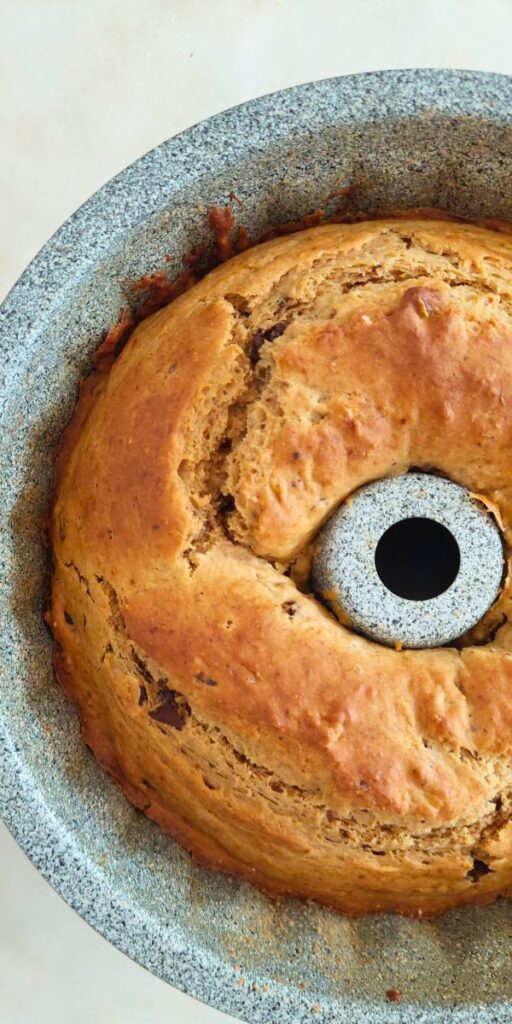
[{"x1": 2, "y1": 1, "x2": 512, "y2": 1021}]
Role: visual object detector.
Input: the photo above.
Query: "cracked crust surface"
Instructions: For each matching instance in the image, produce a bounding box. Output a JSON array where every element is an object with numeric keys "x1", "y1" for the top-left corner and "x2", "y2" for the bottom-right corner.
[{"x1": 49, "y1": 219, "x2": 512, "y2": 915}]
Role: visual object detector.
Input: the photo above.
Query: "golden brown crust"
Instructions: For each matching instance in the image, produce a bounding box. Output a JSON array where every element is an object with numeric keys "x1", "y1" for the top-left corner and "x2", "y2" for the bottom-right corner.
[{"x1": 49, "y1": 218, "x2": 512, "y2": 915}]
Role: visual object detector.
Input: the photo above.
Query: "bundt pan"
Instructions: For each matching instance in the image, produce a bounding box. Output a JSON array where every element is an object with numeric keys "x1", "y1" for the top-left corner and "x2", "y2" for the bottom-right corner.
[{"x1": 2, "y1": 69, "x2": 512, "y2": 1023}]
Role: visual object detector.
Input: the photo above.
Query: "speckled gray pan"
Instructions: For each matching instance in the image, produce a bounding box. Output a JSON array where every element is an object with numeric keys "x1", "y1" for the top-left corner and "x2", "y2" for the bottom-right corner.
[{"x1": 2, "y1": 69, "x2": 512, "y2": 1024}]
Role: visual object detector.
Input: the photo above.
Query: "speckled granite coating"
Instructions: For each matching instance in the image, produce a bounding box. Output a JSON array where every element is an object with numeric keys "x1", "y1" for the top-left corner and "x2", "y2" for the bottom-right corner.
[
  {"x1": 2, "y1": 70, "x2": 512, "y2": 1023},
  {"x1": 313, "y1": 473, "x2": 504, "y2": 648}
]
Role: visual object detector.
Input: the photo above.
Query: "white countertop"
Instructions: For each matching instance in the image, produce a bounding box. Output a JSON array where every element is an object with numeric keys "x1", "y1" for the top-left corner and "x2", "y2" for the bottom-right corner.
[{"x1": 2, "y1": 1, "x2": 512, "y2": 1020}]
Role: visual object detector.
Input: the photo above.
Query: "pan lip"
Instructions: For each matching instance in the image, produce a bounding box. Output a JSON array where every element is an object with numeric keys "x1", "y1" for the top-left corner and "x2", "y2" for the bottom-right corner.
[{"x1": 2, "y1": 68, "x2": 512, "y2": 1023}]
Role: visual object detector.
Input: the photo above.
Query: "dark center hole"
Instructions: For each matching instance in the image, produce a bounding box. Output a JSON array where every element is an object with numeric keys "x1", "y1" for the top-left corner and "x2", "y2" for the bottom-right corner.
[{"x1": 375, "y1": 517, "x2": 460, "y2": 601}]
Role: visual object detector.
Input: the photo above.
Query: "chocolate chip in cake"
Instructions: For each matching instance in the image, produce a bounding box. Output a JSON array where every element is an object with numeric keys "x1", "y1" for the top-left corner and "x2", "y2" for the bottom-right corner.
[
  {"x1": 224, "y1": 292, "x2": 250, "y2": 316},
  {"x1": 132, "y1": 650, "x2": 155, "y2": 684},
  {"x1": 249, "y1": 321, "x2": 287, "y2": 365},
  {"x1": 281, "y1": 600, "x2": 298, "y2": 617},
  {"x1": 218, "y1": 493, "x2": 236, "y2": 514},
  {"x1": 150, "y1": 702, "x2": 184, "y2": 729},
  {"x1": 149, "y1": 688, "x2": 191, "y2": 730},
  {"x1": 269, "y1": 780, "x2": 284, "y2": 793},
  {"x1": 265, "y1": 321, "x2": 287, "y2": 342},
  {"x1": 249, "y1": 331, "x2": 265, "y2": 366},
  {"x1": 467, "y1": 857, "x2": 493, "y2": 882},
  {"x1": 195, "y1": 671, "x2": 218, "y2": 686}
]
